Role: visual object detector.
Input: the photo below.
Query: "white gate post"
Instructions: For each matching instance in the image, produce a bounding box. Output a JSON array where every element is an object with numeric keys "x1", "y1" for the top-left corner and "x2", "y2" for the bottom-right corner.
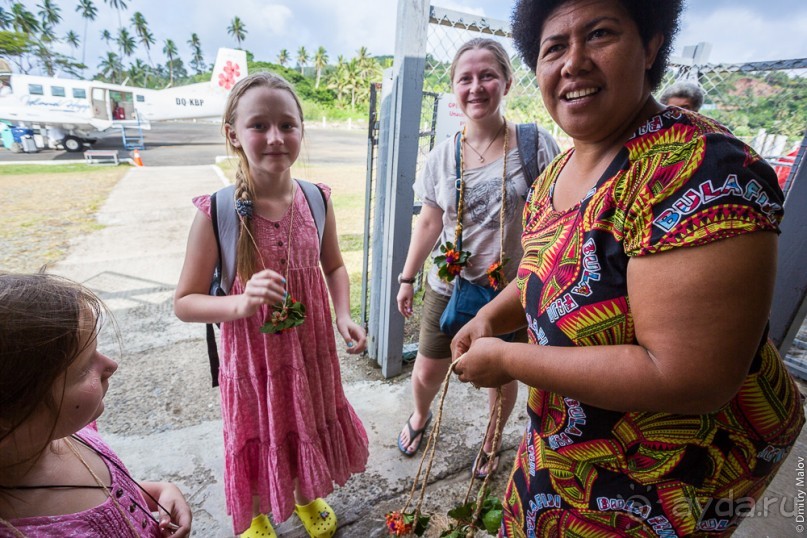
[{"x1": 368, "y1": 0, "x2": 429, "y2": 377}]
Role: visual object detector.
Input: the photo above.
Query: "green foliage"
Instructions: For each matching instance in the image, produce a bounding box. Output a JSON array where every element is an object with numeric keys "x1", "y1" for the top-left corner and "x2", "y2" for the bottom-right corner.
[
  {"x1": 248, "y1": 60, "x2": 337, "y2": 105},
  {"x1": 0, "y1": 164, "x2": 128, "y2": 175},
  {"x1": 441, "y1": 494, "x2": 503, "y2": 537},
  {"x1": 703, "y1": 71, "x2": 807, "y2": 139},
  {"x1": 0, "y1": 30, "x2": 30, "y2": 56}
]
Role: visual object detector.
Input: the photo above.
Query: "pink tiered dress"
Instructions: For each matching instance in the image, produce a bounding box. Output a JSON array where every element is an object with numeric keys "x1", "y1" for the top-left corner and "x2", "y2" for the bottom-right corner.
[{"x1": 193, "y1": 183, "x2": 369, "y2": 534}]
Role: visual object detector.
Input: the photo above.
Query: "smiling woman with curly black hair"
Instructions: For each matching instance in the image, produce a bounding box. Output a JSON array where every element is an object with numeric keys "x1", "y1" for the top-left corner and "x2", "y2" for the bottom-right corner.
[{"x1": 450, "y1": 0, "x2": 805, "y2": 536}]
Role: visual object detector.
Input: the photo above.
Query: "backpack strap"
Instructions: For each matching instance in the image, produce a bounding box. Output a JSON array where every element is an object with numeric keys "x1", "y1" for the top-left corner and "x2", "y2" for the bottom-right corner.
[
  {"x1": 212, "y1": 184, "x2": 238, "y2": 295},
  {"x1": 516, "y1": 123, "x2": 540, "y2": 194},
  {"x1": 207, "y1": 185, "x2": 235, "y2": 388},
  {"x1": 295, "y1": 179, "x2": 327, "y2": 250}
]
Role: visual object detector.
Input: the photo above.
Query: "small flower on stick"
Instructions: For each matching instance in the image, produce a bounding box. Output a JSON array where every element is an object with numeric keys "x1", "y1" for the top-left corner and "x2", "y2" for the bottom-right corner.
[
  {"x1": 485, "y1": 258, "x2": 509, "y2": 291},
  {"x1": 434, "y1": 241, "x2": 471, "y2": 283},
  {"x1": 384, "y1": 511, "x2": 430, "y2": 537},
  {"x1": 261, "y1": 294, "x2": 306, "y2": 334}
]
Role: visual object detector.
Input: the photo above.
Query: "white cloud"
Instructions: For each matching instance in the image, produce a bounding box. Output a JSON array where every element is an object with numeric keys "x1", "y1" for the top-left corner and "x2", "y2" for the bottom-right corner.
[
  {"x1": 257, "y1": 4, "x2": 295, "y2": 38},
  {"x1": 676, "y1": 7, "x2": 807, "y2": 64}
]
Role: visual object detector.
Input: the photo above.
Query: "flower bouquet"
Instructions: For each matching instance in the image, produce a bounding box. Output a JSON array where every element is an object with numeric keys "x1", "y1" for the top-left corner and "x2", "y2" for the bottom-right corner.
[
  {"x1": 485, "y1": 258, "x2": 509, "y2": 291},
  {"x1": 384, "y1": 511, "x2": 430, "y2": 537},
  {"x1": 260, "y1": 294, "x2": 306, "y2": 334},
  {"x1": 434, "y1": 241, "x2": 471, "y2": 283}
]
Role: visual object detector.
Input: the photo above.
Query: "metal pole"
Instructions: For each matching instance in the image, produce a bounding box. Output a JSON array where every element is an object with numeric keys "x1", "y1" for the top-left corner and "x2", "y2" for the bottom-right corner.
[
  {"x1": 771, "y1": 131, "x2": 807, "y2": 377},
  {"x1": 360, "y1": 83, "x2": 380, "y2": 329},
  {"x1": 370, "y1": 0, "x2": 429, "y2": 378}
]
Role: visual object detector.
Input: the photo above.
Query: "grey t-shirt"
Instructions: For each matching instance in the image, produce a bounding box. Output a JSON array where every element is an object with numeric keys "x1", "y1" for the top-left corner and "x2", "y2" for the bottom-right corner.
[{"x1": 414, "y1": 128, "x2": 559, "y2": 296}]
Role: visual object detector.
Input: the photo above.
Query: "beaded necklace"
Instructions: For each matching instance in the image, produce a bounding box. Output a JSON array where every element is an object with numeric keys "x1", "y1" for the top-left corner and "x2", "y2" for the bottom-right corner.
[{"x1": 456, "y1": 119, "x2": 509, "y2": 274}]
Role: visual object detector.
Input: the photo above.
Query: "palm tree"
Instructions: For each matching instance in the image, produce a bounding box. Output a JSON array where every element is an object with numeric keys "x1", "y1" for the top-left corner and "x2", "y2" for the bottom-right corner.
[
  {"x1": 11, "y1": 3, "x2": 40, "y2": 35},
  {"x1": 344, "y1": 59, "x2": 361, "y2": 109},
  {"x1": 98, "y1": 51, "x2": 123, "y2": 83},
  {"x1": 277, "y1": 49, "x2": 289, "y2": 67},
  {"x1": 0, "y1": 8, "x2": 12, "y2": 30},
  {"x1": 227, "y1": 16, "x2": 246, "y2": 49},
  {"x1": 296, "y1": 46, "x2": 308, "y2": 74},
  {"x1": 100, "y1": 29, "x2": 113, "y2": 50},
  {"x1": 75, "y1": 0, "x2": 97, "y2": 65},
  {"x1": 103, "y1": 0, "x2": 128, "y2": 31},
  {"x1": 37, "y1": 0, "x2": 62, "y2": 29},
  {"x1": 188, "y1": 33, "x2": 205, "y2": 75},
  {"x1": 327, "y1": 55, "x2": 348, "y2": 103},
  {"x1": 313, "y1": 46, "x2": 328, "y2": 88},
  {"x1": 131, "y1": 11, "x2": 155, "y2": 66},
  {"x1": 116, "y1": 27, "x2": 136, "y2": 59},
  {"x1": 162, "y1": 38, "x2": 178, "y2": 86},
  {"x1": 65, "y1": 30, "x2": 80, "y2": 51},
  {"x1": 127, "y1": 58, "x2": 150, "y2": 87}
]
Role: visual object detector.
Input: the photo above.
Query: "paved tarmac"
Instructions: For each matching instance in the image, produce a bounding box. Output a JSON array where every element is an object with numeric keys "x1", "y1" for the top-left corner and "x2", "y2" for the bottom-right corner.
[{"x1": 46, "y1": 159, "x2": 807, "y2": 537}]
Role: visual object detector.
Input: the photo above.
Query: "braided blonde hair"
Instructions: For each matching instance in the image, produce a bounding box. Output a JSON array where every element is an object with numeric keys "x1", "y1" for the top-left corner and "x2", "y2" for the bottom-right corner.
[{"x1": 222, "y1": 72, "x2": 305, "y2": 283}]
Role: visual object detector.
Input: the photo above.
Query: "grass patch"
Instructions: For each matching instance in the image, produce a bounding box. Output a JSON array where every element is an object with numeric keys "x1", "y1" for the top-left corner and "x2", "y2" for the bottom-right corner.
[
  {"x1": 0, "y1": 168, "x2": 128, "y2": 272},
  {"x1": 339, "y1": 233, "x2": 364, "y2": 252},
  {"x1": 0, "y1": 163, "x2": 131, "y2": 175}
]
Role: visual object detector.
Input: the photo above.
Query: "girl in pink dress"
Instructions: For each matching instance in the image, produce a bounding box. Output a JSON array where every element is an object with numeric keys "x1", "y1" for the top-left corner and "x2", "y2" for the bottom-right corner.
[
  {"x1": 0, "y1": 273, "x2": 192, "y2": 538},
  {"x1": 174, "y1": 72, "x2": 369, "y2": 538}
]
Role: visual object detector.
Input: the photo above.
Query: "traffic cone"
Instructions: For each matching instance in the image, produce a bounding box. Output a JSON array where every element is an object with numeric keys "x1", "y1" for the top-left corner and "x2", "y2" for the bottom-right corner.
[{"x1": 132, "y1": 148, "x2": 144, "y2": 167}]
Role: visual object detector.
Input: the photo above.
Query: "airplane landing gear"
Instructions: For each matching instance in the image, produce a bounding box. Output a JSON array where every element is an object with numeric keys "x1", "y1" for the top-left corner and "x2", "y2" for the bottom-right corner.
[{"x1": 62, "y1": 135, "x2": 84, "y2": 152}]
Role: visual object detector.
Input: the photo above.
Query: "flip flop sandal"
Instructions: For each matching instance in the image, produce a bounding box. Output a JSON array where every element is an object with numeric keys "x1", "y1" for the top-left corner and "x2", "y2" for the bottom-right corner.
[
  {"x1": 397, "y1": 411, "x2": 433, "y2": 457},
  {"x1": 240, "y1": 514, "x2": 277, "y2": 538},
  {"x1": 472, "y1": 449, "x2": 502, "y2": 480},
  {"x1": 294, "y1": 498, "x2": 337, "y2": 538}
]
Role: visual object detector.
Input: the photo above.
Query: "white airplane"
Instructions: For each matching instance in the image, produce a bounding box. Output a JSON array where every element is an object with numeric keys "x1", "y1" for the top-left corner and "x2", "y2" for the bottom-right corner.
[{"x1": 0, "y1": 48, "x2": 247, "y2": 152}]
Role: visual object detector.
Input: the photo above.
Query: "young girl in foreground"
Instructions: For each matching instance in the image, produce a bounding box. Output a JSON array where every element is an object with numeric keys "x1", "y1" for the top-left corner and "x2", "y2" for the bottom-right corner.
[
  {"x1": 174, "y1": 72, "x2": 369, "y2": 537},
  {"x1": 0, "y1": 273, "x2": 192, "y2": 537}
]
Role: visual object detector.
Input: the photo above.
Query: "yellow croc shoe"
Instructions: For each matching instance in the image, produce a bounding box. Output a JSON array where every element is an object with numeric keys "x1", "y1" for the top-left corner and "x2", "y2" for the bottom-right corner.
[
  {"x1": 240, "y1": 514, "x2": 277, "y2": 538},
  {"x1": 294, "y1": 498, "x2": 337, "y2": 538}
]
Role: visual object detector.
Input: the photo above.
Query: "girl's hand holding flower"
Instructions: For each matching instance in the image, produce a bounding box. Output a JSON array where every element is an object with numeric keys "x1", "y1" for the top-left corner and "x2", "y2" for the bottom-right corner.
[{"x1": 238, "y1": 269, "x2": 287, "y2": 319}]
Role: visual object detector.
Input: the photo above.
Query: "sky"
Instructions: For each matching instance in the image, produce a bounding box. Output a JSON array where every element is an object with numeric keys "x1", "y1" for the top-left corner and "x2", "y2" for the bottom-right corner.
[{"x1": 23, "y1": 0, "x2": 807, "y2": 75}]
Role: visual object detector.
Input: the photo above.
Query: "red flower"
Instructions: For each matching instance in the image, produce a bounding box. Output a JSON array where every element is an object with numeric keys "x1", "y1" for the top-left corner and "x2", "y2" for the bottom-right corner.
[
  {"x1": 385, "y1": 512, "x2": 413, "y2": 536},
  {"x1": 486, "y1": 259, "x2": 509, "y2": 291}
]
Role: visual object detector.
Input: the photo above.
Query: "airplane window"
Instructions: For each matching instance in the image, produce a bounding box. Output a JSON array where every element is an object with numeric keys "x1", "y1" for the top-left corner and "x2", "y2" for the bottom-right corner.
[
  {"x1": 28, "y1": 84, "x2": 44, "y2": 95},
  {"x1": 51, "y1": 86, "x2": 66, "y2": 97},
  {"x1": 73, "y1": 88, "x2": 87, "y2": 99},
  {"x1": 136, "y1": 95, "x2": 145, "y2": 102}
]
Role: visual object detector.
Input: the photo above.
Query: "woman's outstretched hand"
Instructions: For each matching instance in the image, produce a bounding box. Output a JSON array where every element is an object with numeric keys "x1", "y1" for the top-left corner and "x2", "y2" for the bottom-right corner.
[{"x1": 237, "y1": 269, "x2": 287, "y2": 318}]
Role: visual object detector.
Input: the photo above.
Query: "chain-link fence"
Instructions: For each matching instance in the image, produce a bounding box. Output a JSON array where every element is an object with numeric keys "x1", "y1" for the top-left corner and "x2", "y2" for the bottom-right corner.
[
  {"x1": 661, "y1": 59, "x2": 807, "y2": 159},
  {"x1": 422, "y1": 7, "x2": 806, "y2": 163}
]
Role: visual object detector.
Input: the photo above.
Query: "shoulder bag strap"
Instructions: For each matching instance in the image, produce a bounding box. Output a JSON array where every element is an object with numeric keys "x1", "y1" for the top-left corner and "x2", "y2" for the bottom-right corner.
[
  {"x1": 516, "y1": 122, "x2": 539, "y2": 195},
  {"x1": 454, "y1": 131, "x2": 463, "y2": 252}
]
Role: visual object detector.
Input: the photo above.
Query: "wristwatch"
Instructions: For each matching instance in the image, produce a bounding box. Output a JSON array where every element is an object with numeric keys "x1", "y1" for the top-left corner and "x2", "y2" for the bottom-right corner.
[{"x1": 398, "y1": 273, "x2": 416, "y2": 285}]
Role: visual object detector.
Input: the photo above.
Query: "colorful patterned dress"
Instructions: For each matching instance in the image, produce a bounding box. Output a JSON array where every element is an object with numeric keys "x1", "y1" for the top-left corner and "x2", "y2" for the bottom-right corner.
[
  {"x1": 502, "y1": 108, "x2": 805, "y2": 537},
  {"x1": 193, "y1": 183, "x2": 369, "y2": 534}
]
